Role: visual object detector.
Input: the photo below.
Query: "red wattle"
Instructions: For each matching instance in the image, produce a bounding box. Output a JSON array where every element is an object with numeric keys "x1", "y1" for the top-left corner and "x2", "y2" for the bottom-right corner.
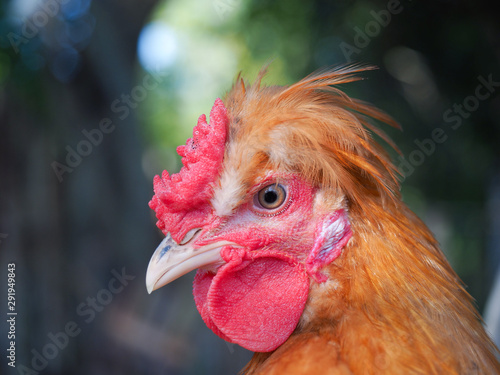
[
  {"x1": 193, "y1": 271, "x2": 231, "y2": 342},
  {"x1": 193, "y1": 249, "x2": 309, "y2": 352}
]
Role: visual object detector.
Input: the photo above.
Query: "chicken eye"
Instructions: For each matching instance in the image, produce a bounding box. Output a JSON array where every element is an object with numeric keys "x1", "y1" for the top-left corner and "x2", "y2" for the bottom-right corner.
[{"x1": 255, "y1": 184, "x2": 287, "y2": 210}]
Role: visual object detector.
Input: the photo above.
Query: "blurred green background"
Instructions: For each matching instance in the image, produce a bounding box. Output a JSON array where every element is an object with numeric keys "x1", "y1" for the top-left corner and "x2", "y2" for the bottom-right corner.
[{"x1": 1, "y1": 0, "x2": 499, "y2": 373}]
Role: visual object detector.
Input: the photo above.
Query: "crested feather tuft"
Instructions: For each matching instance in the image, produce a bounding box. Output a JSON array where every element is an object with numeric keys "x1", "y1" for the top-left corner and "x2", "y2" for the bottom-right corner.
[{"x1": 223, "y1": 65, "x2": 401, "y2": 219}]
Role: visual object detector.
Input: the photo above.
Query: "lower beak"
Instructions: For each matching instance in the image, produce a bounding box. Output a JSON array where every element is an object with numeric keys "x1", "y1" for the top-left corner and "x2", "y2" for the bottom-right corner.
[{"x1": 145, "y1": 232, "x2": 229, "y2": 294}]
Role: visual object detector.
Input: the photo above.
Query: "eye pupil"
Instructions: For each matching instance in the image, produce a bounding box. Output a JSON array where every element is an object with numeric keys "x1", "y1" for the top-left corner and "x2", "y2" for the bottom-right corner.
[{"x1": 264, "y1": 190, "x2": 278, "y2": 204}]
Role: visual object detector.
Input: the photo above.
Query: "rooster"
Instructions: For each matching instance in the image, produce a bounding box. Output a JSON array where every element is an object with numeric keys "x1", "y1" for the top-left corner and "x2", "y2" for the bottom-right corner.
[{"x1": 145, "y1": 65, "x2": 500, "y2": 374}]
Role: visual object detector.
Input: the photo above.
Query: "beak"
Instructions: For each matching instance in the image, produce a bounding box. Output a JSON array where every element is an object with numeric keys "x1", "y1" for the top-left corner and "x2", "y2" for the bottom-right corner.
[{"x1": 146, "y1": 231, "x2": 229, "y2": 294}]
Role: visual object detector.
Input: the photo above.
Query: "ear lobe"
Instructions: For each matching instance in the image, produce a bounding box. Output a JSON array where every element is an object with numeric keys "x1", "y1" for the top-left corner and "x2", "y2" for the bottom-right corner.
[{"x1": 306, "y1": 209, "x2": 352, "y2": 282}]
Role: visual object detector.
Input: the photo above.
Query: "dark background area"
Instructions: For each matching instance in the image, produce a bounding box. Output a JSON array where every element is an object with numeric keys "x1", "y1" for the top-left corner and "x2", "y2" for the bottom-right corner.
[{"x1": 1, "y1": 0, "x2": 499, "y2": 373}]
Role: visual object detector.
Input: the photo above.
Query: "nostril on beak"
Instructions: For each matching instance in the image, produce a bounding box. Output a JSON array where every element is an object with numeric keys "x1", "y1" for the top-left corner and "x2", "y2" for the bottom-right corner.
[
  {"x1": 179, "y1": 228, "x2": 202, "y2": 245},
  {"x1": 157, "y1": 243, "x2": 172, "y2": 261}
]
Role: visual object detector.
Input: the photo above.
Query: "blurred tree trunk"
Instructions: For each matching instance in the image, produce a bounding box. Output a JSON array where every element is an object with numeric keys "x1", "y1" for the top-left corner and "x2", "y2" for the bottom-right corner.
[{"x1": 1, "y1": 0, "x2": 160, "y2": 373}]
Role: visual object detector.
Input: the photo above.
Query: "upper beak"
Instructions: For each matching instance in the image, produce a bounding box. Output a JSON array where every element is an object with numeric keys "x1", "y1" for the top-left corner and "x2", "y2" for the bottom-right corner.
[{"x1": 145, "y1": 231, "x2": 231, "y2": 294}]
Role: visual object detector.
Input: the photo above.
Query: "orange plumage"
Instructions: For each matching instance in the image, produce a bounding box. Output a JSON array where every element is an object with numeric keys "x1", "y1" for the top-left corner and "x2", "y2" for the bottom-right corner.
[{"x1": 146, "y1": 65, "x2": 500, "y2": 374}]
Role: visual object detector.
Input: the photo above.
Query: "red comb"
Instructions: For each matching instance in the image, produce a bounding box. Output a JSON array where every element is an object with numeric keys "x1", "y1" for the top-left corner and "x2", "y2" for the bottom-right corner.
[{"x1": 149, "y1": 98, "x2": 228, "y2": 243}]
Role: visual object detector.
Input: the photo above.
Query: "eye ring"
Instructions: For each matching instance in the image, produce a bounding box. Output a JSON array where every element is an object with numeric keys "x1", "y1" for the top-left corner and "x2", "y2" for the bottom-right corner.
[{"x1": 254, "y1": 183, "x2": 287, "y2": 210}]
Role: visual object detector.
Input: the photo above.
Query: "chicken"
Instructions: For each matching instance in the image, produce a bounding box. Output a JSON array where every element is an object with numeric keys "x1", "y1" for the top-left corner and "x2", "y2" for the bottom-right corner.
[{"x1": 145, "y1": 65, "x2": 500, "y2": 374}]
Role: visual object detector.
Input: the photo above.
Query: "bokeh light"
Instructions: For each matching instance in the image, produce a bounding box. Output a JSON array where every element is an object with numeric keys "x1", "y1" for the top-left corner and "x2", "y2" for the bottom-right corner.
[{"x1": 138, "y1": 22, "x2": 178, "y2": 73}]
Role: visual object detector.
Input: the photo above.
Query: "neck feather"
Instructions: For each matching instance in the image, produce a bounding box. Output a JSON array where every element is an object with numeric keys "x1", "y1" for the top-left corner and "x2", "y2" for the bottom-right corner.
[{"x1": 299, "y1": 199, "x2": 499, "y2": 373}]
